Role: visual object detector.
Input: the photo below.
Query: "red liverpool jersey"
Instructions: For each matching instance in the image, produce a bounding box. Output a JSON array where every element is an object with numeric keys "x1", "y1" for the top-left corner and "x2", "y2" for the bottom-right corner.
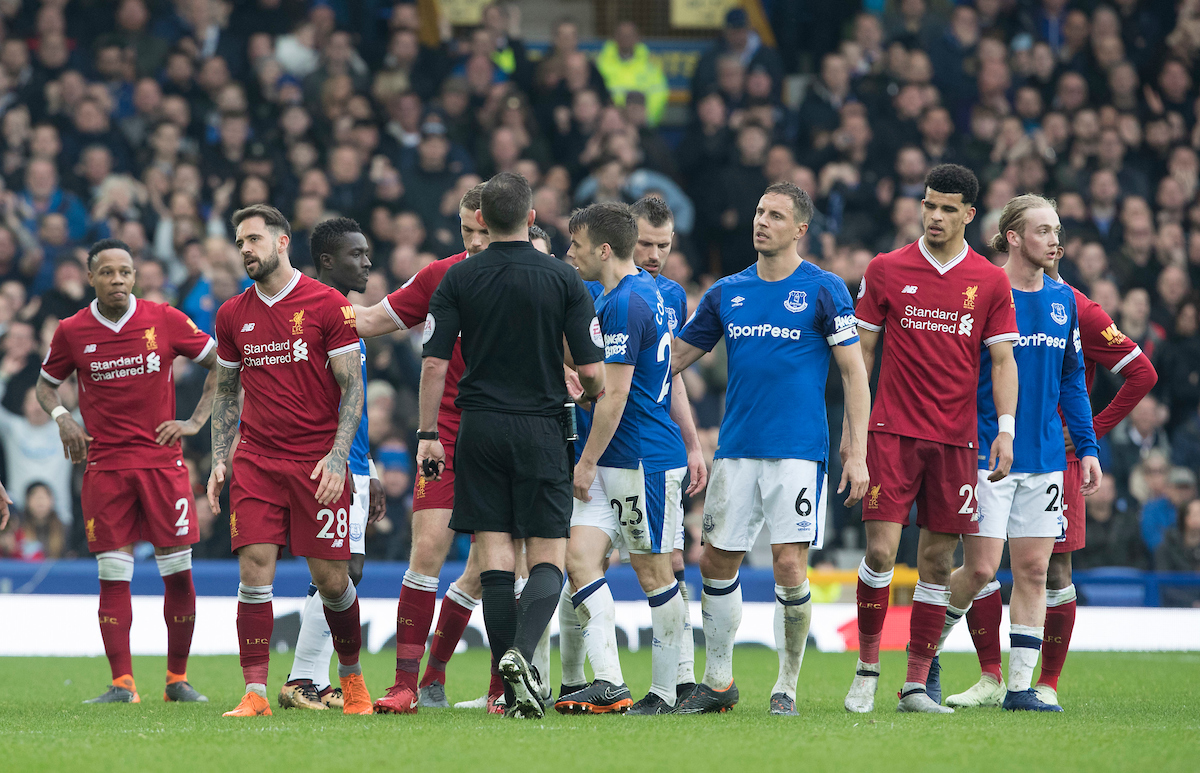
[
  {"x1": 384, "y1": 251, "x2": 468, "y2": 441},
  {"x1": 1065, "y1": 280, "x2": 1155, "y2": 460},
  {"x1": 215, "y1": 270, "x2": 361, "y2": 461},
  {"x1": 856, "y1": 238, "x2": 1019, "y2": 448},
  {"x1": 40, "y1": 297, "x2": 215, "y2": 470}
]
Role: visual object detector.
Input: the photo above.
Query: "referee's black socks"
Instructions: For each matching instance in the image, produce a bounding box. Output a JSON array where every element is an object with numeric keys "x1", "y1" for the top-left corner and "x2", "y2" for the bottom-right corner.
[
  {"x1": 480, "y1": 570, "x2": 517, "y2": 685},
  {"x1": 514, "y1": 563, "x2": 564, "y2": 666}
]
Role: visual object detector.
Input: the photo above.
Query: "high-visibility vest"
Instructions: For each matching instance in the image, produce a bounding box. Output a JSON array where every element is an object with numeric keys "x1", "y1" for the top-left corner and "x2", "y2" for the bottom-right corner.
[{"x1": 594, "y1": 41, "x2": 669, "y2": 126}]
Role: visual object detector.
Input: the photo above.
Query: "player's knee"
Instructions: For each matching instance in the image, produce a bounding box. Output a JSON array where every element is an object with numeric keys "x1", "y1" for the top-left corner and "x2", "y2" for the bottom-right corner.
[
  {"x1": 1012, "y1": 554, "x2": 1049, "y2": 586},
  {"x1": 772, "y1": 553, "x2": 807, "y2": 586},
  {"x1": 698, "y1": 545, "x2": 740, "y2": 580},
  {"x1": 863, "y1": 543, "x2": 895, "y2": 574}
]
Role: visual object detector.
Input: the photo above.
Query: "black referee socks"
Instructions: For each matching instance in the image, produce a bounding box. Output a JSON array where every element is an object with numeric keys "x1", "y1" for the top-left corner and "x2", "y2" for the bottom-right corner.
[
  {"x1": 480, "y1": 570, "x2": 518, "y2": 680},
  {"x1": 514, "y1": 563, "x2": 564, "y2": 664}
]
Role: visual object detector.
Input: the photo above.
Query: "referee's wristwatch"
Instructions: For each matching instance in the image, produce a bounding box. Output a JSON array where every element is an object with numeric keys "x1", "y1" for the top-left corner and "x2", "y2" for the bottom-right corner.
[{"x1": 416, "y1": 430, "x2": 439, "y2": 440}]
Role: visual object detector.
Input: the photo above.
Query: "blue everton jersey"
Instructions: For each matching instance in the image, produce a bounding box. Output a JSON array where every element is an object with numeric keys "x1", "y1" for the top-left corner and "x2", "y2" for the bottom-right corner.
[
  {"x1": 655, "y1": 274, "x2": 687, "y2": 338},
  {"x1": 678, "y1": 261, "x2": 859, "y2": 462},
  {"x1": 977, "y1": 278, "x2": 1098, "y2": 473},
  {"x1": 587, "y1": 270, "x2": 686, "y2": 472},
  {"x1": 348, "y1": 339, "x2": 371, "y2": 476}
]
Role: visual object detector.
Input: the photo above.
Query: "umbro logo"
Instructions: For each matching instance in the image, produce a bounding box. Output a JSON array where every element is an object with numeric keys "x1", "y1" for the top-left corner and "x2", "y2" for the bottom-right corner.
[
  {"x1": 731, "y1": 296, "x2": 745, "y2": 307},
  {"x1": 84, "y1": 344, "x2": 97, "y2": 353},
  {"x1": 902, "y1": 285, "x2": 918, "y2": 294},
  {"x1": 241, "y1": 323, "x2": 255, "y2": 332}
]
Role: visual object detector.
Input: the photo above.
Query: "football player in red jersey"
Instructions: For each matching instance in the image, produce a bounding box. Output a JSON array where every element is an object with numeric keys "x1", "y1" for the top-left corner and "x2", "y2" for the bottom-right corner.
[
  {"x1": 38, "y1": 239, "x2": 219, "y2": 704},
  {"x1": 947, "y1": 246, "x2": 1157, "y2": 708},
  {"x1": 845, "y1": 165, "x2": 1020, "y2": 713},
  {"x1": 206, "y1": 205, "x2": 371, "y2": 717},
  {"x1": 353, "y1": 184, "x2": 498, "y2": 714}
]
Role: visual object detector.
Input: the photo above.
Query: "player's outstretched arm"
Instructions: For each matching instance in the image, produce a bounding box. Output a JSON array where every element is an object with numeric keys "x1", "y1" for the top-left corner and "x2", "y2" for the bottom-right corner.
[
  {"x1": 415, "y1": 356, "x2": 450, "y2": 481},
  {"x1": 834, "y1": 341, "x2": 871, "y2": 506},
  {"x1": 156, "y1": 349, "x2": 220, "y2": 446},
  {"x1": 207, "y1": 364, "x2": 241, "y2": 514},
  {"x1": 312, "y1": 349, "x2": 364, "y2": 506},
  {"x1": 353, "y1": 302, "x2": 401, "y2": 339},
  {"x1": 668, "y1": 371, "x2": 707, "y2": 495},
  {"x1": 574, "y1": 362, "x2": 633, "y2": 501},
  {"x1": 986, "y1": 340, "x2": 1018, "y2": 482},
  {"x1": 36, "y1": 375, "x2": 92, "y2": 463},
  {"x1": 670, "y1": 338, "x2": 705, "y2": 376}
]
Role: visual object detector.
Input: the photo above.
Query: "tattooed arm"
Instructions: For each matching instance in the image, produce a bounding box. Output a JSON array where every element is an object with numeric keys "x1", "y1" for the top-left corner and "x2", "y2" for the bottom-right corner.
[
  {"x1": 310, "y1": 349, "x2": 363, "y2": 505},
  {"x1": 206, "y1": 363, "x2": 242, "y2": 514}
]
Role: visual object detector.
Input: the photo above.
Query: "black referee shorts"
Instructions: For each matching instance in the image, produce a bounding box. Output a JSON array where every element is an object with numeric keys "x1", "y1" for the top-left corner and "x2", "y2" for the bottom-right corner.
[{"x1": 450, "y1": 410, "x2": 572, "y2": 539}]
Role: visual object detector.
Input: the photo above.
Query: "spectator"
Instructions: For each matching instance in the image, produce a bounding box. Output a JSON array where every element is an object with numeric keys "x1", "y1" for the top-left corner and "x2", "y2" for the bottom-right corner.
[
  {"x1": 0, "y1": 379, "x2": 74, "y2": 527},
  {"x1": 1076, "y1": 475, "x2": 1147, "y2": 570},
  {"x1": 594, "y1": 21, "x2": 668, "y2": 127},
  {"x1": 692, "y1": 8, "x2": 784, "y2": 104},
  {"x1": 1139, "y1": 465, "x2": 1198, "y2": 556},
  {"x1": 1156, "y1": 498, "x2": 1200, "y2": 606},
  {"x1": 17, "y1": 159, "x2": 88, "y2": 245},
  {"x1": 11, "y1": 482, "x2": 65, "y2": 560},
  {"x1": 1110, "y1": 395, "x2": 1172, "y2": 495}
]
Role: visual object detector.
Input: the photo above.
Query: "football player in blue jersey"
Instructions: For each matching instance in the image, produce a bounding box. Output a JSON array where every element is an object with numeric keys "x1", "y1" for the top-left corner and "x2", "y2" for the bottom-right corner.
[
  {"x1": 938, "y1": 195, "x2": 1102, "y2": 712},
  {"x1": 279, "y1": 218, "x2": 385, "y2": 710},
  {"x1": 628, "y1": 196, "x2": 706, "y2": 699},
  {"x1": 670, "y1": 182, "x2": 872, "y2": 715},
  {"x1": 555, "y1": 202, "x2": 690, "y2": 716}
]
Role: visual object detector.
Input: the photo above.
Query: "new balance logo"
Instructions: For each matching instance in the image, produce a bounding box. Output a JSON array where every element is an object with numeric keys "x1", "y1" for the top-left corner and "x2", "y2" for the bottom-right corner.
[
  {"x1": 902, "y1": 285, "x2": 918, "y2": 294},
  {"x1": 84, "y1": 344, "x2": 97, "y2": 353},
  {"x1": 241, "y1": 323, "x2": 255, "y2": 332}
]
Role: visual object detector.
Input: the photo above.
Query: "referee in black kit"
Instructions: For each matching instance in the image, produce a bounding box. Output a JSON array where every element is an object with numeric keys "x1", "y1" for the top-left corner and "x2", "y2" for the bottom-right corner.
[{"x1": 416, "y1": 172, "x2": 605, "y2": 718}]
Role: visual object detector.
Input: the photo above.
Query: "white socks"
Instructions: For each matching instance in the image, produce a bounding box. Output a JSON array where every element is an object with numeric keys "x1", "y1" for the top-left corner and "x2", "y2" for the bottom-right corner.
[
  {"x1": 574, "y1": 578, "x2": 623, "y2": 685},
  {"x1": 1046, "y1": 584, "x2": 1077, "y2": 607},
  {"x1": 700, "y1": 573, "x2": 741, "y2": 689},
  {"x1": 1009, "y1": 624, "x2": 1044, "y2": 692},
  {"x1": 677, "y1": 577, "x2": 696, "y2": 685},
  {"x1": 647, "y1": 582, "x2": 685, "y2": 705},
  {"x1": 772, "y1": 580, "x2": 812, "y2": 701},
  {"x1": 937, "y1": 602, "x2": 971, "y2": 654},
  {"x1": 290, "y1": 585, "x2": 334, "y2": 688},
  {"x1": 558, "y1": 583, "x2": 586, "y2": 686}
]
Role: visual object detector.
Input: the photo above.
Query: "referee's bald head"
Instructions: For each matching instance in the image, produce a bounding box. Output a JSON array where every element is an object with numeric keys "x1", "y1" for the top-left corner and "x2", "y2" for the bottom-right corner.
[{"x1": 481, "y1": 172, "x2": 533, "y2": 236}]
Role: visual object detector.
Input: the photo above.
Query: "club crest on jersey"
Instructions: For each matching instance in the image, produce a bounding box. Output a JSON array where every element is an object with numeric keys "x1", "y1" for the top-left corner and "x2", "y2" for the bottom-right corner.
[
  {"x1": 291, "y1": 310, "x2": 305, "y2": 335},
  {"x1": 666, "y1": 306, "x2": 678, "y2": 330},
  {"x1": 143, "y1": 327, "x2": 157, "y2": 350},
  {"x1": 1050, "y1": 302, "x2": 1069, "y2": 325},
  {"x1": 962, "y1": 285, "x2": 979, "y2": 310},
  {"x1": 784, "y1": 290, "x2": 807, "y2": 313}
]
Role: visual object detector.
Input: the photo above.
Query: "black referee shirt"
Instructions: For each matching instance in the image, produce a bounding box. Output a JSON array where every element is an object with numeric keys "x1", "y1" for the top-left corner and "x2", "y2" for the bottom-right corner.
[{"x1": 423, "y1": 240, "x2": 603, "y2": 416}]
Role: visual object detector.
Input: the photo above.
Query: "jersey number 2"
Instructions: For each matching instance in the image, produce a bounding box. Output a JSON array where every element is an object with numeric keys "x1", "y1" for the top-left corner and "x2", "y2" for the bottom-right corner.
[
  {"x1": 656, "y1": 333, "x2": 671, "y2": 404},
  {"x1": 174, "y1": 498, "x2": 189, "y2": 536}
]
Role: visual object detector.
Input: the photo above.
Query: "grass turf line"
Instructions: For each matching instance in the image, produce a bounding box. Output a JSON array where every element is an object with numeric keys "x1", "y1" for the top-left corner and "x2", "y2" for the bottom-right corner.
[{"x1": 2, "y1": 649, "x2": 1197, "y2": 773}]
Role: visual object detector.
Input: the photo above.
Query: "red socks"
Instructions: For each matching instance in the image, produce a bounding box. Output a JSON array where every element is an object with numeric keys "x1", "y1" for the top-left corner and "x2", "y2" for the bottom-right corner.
[
  {"x1": 236, "y1": 584, "x2": 274, "y2": 686},
  {"x1": 420, "y1": 585, "x2": 477, "y2": 688},
  {"x1": 394, "y1": 571, "x2": 438, "y2": 691},
  {"x1": 967, "y1": 585, "x2": 1004, "y2": 682},
  {"x1": 162, "y1": 570, "x2": 196, "y2": 677},
  {"x1": 855, "y1": 561, "x2": 894, "y2": 664},
  {"x1": 323, "y1": 588, "x2": 363, "y2": 667},
  {"x1": 99, "y1": 579, "x2": 133, "y2": 681},
  {"x1": 906, "y1": 582, "x2": 950, "y2": 685},
  {"x1": 1038, "y1": 585, "x2": 1077, "y2": 689}
]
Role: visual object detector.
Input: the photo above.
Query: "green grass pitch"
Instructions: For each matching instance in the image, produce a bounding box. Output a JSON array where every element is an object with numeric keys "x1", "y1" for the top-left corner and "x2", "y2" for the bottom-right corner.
[{"x1": 2, "y1": 649, "x2": 1197, "y2": 772}]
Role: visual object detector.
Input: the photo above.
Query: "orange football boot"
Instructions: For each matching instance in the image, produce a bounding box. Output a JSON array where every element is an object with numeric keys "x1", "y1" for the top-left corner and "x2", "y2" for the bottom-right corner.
[
  {"x1": 223, "y1": 691, "x2": 272, "y2": 716},
  {"x1": 339, "y1": 673, "x2": 373, "y2": 715}
]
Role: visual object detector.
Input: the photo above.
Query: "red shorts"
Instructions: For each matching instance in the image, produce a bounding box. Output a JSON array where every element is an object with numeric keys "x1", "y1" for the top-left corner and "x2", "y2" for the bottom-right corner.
[
  {"x1": 229, "y1": 450, "x2": 353, "y2": 560},
  {"x1": 1055, "y1": 458, "x2": 1085, "y2": 553},
  {"x1": 412, "y1": 441, "x2": 455, "y2": 513},
  {"x1": 81, "y1": 463, "x2": 198, "y2": 552},
  {"x1": 862, "y1": 432, "x2": 980, "y2": 535}
]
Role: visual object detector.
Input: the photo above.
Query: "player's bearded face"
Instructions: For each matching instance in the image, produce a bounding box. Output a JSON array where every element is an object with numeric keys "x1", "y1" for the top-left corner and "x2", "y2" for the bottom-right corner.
[
  {"x1": 1017, "y1": 207, "x2": 1061, "y2": 270},
  {"x1": 246, "y1": 243, "x2": 280, "y2": 280}
]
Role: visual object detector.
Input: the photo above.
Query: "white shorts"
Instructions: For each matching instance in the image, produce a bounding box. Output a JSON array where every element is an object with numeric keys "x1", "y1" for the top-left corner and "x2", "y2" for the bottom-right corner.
[
  {"x1": 702, "y1": 458, "x2": 827, "y2": 551},
  {"x1": 571, "y1": 465, "x2": 685, "y2": 555},
  {"x1": 349, "y1": 473, "x2": 369, "y2": 555},
  {"x1": 975, "y1": 469, "x2": 1066, "y2": 540}
]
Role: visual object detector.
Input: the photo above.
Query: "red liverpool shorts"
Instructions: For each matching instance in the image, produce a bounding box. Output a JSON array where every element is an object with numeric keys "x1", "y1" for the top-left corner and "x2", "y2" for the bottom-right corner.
[
  {"x1": 1055, "y1": 458, "x2": 1085, "y2": 553},
  {"x1": 862, "y1": 432, "x2": 980, "y2": 535},
  {"x1": 81, "y1": 463, "x2": 198, "y2": 552},
  {"x1": 229, "y1": 449, "x2": 353, "y2": 560},
  {"x1": 412, "y1": 441, "x2": 455, "y2": 512}
]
